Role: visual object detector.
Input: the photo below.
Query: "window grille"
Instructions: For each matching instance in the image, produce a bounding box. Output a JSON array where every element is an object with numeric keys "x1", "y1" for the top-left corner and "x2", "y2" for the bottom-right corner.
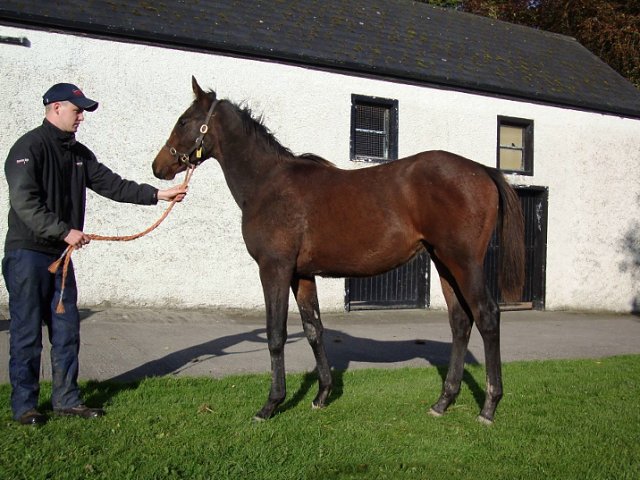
[{"x1": 351, "y1": 95, "x2": 398, "y2": 162}]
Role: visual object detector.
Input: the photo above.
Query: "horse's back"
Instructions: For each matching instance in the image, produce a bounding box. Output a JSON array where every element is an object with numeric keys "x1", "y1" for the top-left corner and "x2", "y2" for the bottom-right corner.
[{"x1": 298, "y1": 150, "x2": 499, "y2": 230}]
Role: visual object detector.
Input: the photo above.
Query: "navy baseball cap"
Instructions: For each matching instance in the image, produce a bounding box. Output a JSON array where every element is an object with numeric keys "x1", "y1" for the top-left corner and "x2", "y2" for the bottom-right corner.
[{"x1": 42, "y1": 83, "x2": 99, "y2": 112}]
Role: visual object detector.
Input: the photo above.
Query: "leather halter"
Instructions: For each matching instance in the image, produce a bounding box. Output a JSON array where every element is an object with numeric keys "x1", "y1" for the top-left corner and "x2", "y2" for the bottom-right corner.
[{"x1": 165, "y1": 99, "x2": 219, "y2": 168}]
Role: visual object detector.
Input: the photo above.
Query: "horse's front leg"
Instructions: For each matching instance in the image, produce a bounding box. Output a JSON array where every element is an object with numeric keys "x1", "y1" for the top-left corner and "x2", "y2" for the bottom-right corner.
[
  {"x1": 254, "y1": 262, "x2": 292, "y2": 421},
  {"x1": 291, "y1": 275, "x2": 332, "y2": 409}
]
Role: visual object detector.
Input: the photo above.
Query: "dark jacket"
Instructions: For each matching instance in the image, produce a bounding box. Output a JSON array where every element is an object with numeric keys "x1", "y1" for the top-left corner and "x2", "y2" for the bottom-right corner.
[{"x1": 4, "y1": 119, "x2": 159, "y2": 254}]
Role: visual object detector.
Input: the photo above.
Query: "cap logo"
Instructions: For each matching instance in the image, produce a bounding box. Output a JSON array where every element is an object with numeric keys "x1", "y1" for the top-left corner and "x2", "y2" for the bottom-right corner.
[{"x1": 72, "y1": 89, "x2": 83, "y2": 97}]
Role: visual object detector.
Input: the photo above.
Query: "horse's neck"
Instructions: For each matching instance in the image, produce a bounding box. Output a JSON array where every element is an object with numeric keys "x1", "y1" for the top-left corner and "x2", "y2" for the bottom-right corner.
[{"x1": 218, "y1": 142, "x2": 277, "y2": 209}]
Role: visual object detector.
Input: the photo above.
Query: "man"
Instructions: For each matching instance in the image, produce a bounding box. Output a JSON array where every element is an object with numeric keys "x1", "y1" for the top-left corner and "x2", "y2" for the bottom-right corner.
[{"x1": 3, "y1": 83, "x2": 188, "y2": 425}]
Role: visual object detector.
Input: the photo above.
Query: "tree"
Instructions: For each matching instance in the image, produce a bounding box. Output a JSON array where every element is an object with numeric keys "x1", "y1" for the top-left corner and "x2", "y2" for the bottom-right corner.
[{"x1": 421, "y1": 0, "x2": 640, "y2": 88}]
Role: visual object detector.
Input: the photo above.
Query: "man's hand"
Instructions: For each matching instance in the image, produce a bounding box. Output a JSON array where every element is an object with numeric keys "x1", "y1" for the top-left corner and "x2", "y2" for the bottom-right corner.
[
  {"x1": 64, "y1": 229, "x2": 91, "y2": 249},
  {"x1": 157, "y1": 185, "x2": 188, "y2": 202}
]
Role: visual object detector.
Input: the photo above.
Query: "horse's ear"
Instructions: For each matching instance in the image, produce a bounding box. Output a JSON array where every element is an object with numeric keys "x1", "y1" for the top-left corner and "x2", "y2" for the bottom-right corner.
[{"x1": 192, "y1": 76, "x2": 206, "y2": 100}]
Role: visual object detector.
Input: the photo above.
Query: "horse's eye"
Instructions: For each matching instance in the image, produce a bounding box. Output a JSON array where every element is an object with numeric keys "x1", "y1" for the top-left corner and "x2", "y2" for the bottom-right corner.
[{"x1": 178, "y1": 117, "x2": 188, "y2": 128}]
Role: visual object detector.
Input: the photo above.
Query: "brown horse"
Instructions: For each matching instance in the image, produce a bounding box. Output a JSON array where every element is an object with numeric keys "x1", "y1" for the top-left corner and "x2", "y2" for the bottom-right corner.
[{"x1": 152, "y1": 77, "x2": 524, "y2": 424}]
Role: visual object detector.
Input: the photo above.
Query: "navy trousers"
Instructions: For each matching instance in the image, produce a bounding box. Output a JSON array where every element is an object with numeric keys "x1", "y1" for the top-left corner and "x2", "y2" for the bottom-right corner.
[{"x1": 2, "y1": 248, "x2": 82, "y2": 419}]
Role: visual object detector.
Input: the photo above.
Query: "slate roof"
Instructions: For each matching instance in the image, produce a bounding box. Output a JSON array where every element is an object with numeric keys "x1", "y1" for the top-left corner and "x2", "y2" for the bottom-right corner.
[{"x1": 2, "y1": 0, "x2": 640, "y2": 118}]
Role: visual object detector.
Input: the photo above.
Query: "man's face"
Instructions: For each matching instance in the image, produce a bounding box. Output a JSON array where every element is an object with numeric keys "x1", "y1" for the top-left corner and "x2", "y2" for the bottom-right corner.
[{"x1": 50, "y1": 101, "x2": 85, "y2": 133}]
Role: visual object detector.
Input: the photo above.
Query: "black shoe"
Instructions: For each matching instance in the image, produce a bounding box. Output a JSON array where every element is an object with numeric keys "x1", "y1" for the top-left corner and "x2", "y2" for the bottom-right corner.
[
  {"x1": 54, "y1": 404, "x2": 105, "y2": 419},
  {"x1": 18, "y1": 408, "x2": 47, "y2": 426}
]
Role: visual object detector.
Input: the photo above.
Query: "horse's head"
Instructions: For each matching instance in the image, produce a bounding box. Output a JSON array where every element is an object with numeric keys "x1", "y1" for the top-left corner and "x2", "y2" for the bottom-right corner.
[{"x1": 152, "y1": 76, "x2": 219, "y2": 180}]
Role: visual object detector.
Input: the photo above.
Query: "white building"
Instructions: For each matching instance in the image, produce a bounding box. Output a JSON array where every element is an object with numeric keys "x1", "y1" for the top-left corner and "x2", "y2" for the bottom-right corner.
[{"x1": 1, "y1": 1, "x2": 639, "y2": 313}]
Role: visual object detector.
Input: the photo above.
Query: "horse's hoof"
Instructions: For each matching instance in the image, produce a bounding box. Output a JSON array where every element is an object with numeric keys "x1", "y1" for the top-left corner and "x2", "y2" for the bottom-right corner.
[
  {"x1": 252, "y1": 415, "x2": 267, "y2": 423},
  {"x1": 476, "y1": 415, "x2": 493, "y2": 426},
  {"x1": 311, "y1": 401, "x2": 326, "y2": 410},
  {"x1": 428, "y1": 408, "x2": 444, "y2": 417}
]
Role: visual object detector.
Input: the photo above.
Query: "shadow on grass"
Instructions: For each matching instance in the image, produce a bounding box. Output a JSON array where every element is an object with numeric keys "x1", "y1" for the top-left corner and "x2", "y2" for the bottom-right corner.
[
  {"x1": 78, "y1": 380, "x2": 136, "y2": 412},
  {"x1": 84, "y1": 323, "x2": 482, "y2": 416},
  {"x1": 277, "y1": 368, "x2": 347, "y2": 415},
  {"x1": 435, "y1": 365, "x2": 486, "y2": 410}
]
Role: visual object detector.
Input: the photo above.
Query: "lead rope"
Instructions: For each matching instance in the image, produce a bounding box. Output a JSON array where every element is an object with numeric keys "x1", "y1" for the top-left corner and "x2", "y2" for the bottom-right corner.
[{"x1": 49, "y1": 166, "x2": 196, "y2": 314}]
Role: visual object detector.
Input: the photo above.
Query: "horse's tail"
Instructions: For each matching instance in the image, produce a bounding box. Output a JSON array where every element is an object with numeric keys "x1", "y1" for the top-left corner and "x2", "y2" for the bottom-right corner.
[{"x1": 484, "y1": 166, "x2": 525, "y2": 303}]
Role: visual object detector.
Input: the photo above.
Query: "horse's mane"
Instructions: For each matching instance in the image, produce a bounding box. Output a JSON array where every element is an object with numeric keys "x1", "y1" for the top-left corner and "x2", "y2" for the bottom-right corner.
[
  {"x1": 231, "y1": 102, "x2": 293, "y2": 158},
  {"x1": 219, "y1": 95, "x2": 335, "y2": 167}
]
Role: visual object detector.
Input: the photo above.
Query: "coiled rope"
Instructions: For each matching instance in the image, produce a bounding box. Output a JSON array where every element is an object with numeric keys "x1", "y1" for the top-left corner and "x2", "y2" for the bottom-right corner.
[{"x1": 48, "y1": 166, "x2": 195, "y2": 313}]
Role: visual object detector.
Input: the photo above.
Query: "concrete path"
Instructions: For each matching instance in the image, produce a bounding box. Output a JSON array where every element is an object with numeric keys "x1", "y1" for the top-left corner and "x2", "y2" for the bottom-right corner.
[{"x1": 0, "y1": 307, "x2": 639, "y2": 384}]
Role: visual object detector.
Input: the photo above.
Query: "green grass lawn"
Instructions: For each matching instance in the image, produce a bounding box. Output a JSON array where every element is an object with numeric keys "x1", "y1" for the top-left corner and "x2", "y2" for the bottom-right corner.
[{"x1": 1, "y1": 355, "x2": 639, "y2": 479}]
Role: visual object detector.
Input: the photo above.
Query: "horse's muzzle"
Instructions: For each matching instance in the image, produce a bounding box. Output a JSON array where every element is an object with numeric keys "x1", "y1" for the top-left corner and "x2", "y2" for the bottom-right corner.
[{"x1": 152, "y1": 150, "x2": 179, "y2": 180}]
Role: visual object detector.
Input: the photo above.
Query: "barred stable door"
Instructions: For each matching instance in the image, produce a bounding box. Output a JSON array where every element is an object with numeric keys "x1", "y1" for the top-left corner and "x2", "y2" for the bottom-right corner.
[{"x1": 346, "y1": 252, "x2": 430, "y2": 310}]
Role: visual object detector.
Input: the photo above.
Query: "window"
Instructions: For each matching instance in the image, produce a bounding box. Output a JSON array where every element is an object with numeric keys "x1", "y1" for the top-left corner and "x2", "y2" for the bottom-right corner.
[
  {"x1": 351, "y1": 95, "x2": 398, "y2": 162},
  {"x1": 497, "y1": 116, "x2": 533, "y2": 175}
]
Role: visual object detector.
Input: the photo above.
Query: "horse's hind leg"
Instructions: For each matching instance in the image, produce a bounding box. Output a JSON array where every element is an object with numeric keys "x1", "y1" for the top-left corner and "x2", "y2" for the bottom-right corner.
[
  {"x1": 431, "y1": 255, "x2": 503, "y2": 423},
  {"x1": 474, "y1": 287, "x2": 502, "y2": 424},
  {"x1": 430, "y1": 273, "x2": 473, "y2": 417},
  {"x1": 450, "y1": 262, "x2": 503, "y2": 423},
  {"x1": 291, "y1": 275, "x2": 332, "y2": 408}
]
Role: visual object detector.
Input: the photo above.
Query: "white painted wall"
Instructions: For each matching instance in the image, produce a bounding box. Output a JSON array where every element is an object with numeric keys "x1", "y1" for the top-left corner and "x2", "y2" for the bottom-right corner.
[{"x1": 1, "y1": 25, "x2": 639, "y2": 312}]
